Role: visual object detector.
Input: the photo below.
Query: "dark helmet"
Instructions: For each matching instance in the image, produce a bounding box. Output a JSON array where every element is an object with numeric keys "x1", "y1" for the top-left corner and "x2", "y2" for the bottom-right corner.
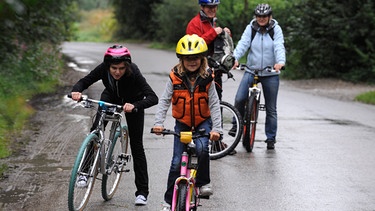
[
  {"x1": 103, "y1": 45, "x2": 131, "y2": 64},
  {"x1": 198, "y1": 0, "x2": 220, "y2": 6},
  {"x1": 254, "y1": 3, "x2": 272, "y2": 16}
]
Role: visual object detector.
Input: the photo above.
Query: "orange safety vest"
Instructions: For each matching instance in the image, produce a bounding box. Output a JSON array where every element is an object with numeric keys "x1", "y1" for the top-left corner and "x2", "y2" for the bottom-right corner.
[{"x1": 169, "y1": 67, "x2": 213, "y2": 128}]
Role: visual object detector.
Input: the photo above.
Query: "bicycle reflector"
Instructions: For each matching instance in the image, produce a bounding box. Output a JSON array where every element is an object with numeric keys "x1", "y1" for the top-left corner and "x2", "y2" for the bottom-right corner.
[{"x1": 180, "y1": 132, "x2": 193, "y2": 144}]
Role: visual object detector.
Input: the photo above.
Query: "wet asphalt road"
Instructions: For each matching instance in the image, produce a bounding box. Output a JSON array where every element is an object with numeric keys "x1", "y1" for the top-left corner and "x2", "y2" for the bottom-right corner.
[{"x1": 6, "y1": 42, "x2": 374, "y2": 211}]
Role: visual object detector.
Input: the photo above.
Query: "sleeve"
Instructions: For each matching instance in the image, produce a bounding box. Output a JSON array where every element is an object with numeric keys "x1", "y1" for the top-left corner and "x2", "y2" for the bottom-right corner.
[
  {"x1": 208, "y1": 82, "x2": 223, "y2": 134},
  {"x1": 154, "y1": 79, "x2": 173, "y2": 127},
  {"x1": 131, "y1": 65, "x2": 159, "y2": 110},
  {"x1": 186, "y1": 15, "x2": 217, "y2": 45},
  {"x1": 273, "y1": 25, "x2": 286, "y2": 65},
  {"x1": 71, "y1": 63, "x2": 103, "y2": 92},
  {"x1": 233, "y1": 23, "x2": 253, "y2": 61}
]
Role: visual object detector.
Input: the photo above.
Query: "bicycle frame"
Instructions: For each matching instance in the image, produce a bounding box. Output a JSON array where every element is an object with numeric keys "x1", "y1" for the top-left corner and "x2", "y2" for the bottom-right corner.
[{"x1": 151, "y1": 129, "x2": 209, "y2": 211}]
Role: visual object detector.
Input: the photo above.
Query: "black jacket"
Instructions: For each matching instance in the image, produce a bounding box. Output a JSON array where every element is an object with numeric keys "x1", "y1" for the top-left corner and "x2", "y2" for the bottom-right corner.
[{"x1": 72, "y1": 62, "x2": 158, "y2": 110}]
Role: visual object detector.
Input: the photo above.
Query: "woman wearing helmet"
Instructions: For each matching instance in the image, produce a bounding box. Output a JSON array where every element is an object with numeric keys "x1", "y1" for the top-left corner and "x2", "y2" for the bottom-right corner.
[
  {"x1": 152, "y1": 34, "x2": 222, "y2": 210},
  {"x1": 231, "y1": 3, "x2": 286, "y2": 150},
  {"x1": 70, "y1": 44, "x2": 158, "y2": 206}
]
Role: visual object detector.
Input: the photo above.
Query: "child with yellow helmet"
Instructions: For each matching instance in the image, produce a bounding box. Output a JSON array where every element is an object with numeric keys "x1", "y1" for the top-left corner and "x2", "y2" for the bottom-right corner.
[{"x1": 152, "y1": 34, "x2": 222, "y2": 210}]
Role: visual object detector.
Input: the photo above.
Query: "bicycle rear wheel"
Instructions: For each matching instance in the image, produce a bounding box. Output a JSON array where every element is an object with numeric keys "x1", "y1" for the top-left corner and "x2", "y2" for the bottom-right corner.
[
  {"x1": 68, "y1": 133, "x2": 99, "y2": 211},
  {"x1": 209, "y1": 101, "x2": 243, "y2": 160},
  {"x1": 102, "y1": 123, "x2": 128, "y2": 201},
  {"x1": 243, "y1": 94, "x2": 259, "y2": 152}
]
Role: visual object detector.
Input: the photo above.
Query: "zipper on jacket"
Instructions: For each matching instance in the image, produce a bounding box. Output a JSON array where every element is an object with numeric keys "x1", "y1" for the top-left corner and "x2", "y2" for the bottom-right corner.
[{"x1": 115, "y1": 81, "x2": 120, "y2": 98}]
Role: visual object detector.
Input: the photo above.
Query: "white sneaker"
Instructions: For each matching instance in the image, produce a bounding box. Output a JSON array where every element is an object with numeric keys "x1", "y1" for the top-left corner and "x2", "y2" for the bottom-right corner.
[
  {"x1": 199, "y1": 183, "x2": 213, "y2": 196},
  {"x1": 160, "y1": 202, "x2": 171, "y2": 211},
  {"x1": 135, "y1": 195, "x2": 147, "y2": 205},
  {"x1": 76, "y1": 175, "x2": 88, "y2": 188}
]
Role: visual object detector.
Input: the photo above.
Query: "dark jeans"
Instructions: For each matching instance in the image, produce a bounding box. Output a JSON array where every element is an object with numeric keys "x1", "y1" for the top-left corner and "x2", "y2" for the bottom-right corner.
[{"x1": 91, "y1": 89, "x2": 149, "y2": 198}]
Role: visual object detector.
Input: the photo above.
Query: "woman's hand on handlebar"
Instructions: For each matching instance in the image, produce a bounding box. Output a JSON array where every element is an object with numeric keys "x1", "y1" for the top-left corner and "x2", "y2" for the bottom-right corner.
[
  {"x1": 71, "y1": 92, "x2": 82, "y2": 101},
  {"x1": 232, "y1": 60, "x2": 239, "y2": 70},
  {"x1": 210, "y1": 131, "x2": 221, "y2": 141},
  {"x1": 273, "y1": 63, "x2": 284, "y2": 72},
  {"x1": 152, "y1": 126, "x2": 164, "y2": 135}
]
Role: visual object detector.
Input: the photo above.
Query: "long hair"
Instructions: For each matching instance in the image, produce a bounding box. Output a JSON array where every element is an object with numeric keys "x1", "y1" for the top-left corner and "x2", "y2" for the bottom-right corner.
[{"x1": 175, "y1": 56, "x2": 209, "y2": 78}]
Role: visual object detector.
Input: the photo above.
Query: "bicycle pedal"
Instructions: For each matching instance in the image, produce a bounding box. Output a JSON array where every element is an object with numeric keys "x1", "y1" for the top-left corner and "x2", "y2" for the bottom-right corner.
[
  {"x1": 120, "y1": 169, "x2": 130, "y2": 173},
  {"x1": 259, "y1": 104, "x2": 266, "y2": 111},
  {"x1": 198, "y1": 195, "x2": 210, "y2": 199}
]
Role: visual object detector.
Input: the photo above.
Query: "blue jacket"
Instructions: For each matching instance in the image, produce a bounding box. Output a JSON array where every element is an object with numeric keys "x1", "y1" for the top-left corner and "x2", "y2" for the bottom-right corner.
[{"x1": 233, "y1": 19, "x2": 286, "y2": 76}]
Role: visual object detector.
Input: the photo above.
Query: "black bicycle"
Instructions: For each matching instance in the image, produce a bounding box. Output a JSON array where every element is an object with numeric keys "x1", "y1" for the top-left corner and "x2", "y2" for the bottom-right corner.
[
  {"x1": 208, "y1": 57, "x2": 243, "y2": 160},
  {"x1": 240, "y1": 65, "x2": 284, "y2": 152}
]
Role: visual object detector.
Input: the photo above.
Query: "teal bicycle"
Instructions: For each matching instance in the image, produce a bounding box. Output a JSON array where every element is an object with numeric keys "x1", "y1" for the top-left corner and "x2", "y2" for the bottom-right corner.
[{"x1": 67, "y1": 95, "x2": 132, "y2": 211}]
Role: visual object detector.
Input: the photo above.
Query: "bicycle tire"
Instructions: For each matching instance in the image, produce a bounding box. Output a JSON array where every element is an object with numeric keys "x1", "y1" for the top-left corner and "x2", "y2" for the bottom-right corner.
[
  {"x1": 242, "y1": 94, "x2": 259, "y2": 152},
  {"x1": 176, "y1": 181, "x2": 188, "y2": 211},
  {"x1": 209, "y1": 101, "x2": 243, "y2": 160},
  {"x1": 68, "y1": 133, "x2": 100, "y2": 211},
  {"x1": 101, "y1": 123, "x2": 127, "y2": 201}
]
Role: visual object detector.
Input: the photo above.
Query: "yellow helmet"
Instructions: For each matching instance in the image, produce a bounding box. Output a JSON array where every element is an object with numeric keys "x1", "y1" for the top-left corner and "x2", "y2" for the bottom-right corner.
[{"x1": 176, "y1": 34, "x2": 208, "y2": 58}]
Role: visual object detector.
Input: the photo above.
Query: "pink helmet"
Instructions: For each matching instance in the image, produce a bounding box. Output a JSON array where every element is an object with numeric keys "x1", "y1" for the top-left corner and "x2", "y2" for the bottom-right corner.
[{"x1": 103, "y1": 45, "x2": 131, "y2": 64}]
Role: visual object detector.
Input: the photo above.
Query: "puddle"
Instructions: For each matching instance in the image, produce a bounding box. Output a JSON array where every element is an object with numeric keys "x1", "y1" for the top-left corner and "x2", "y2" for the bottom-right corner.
[{"x1": 0, "y1": 186, "x2": 31, "y2": 204}]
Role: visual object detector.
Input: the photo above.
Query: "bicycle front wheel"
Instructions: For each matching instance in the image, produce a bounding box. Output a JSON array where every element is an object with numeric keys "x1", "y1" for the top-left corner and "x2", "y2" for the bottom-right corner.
[
  {"x1": 68, "y1": 133, "x2": 99, "y2": 211},
  {"x1": 102, "y1": 123, "x2": 127, "y2": 201},
  {"x1": 209, "y1": 101, "x2": 243, "y2": 160},
  {"x1": 243, "y1": 94, "x2": 259, "y2": 152},
  {"x1": 176, "y1": 181, "x2": 188, "y2": 211}
]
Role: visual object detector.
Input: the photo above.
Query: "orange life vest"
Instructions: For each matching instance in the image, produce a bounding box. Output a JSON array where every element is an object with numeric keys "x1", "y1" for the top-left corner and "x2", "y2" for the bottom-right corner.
[{"x1": 169, "y1": 67, "x2": 213, "y2": 128}]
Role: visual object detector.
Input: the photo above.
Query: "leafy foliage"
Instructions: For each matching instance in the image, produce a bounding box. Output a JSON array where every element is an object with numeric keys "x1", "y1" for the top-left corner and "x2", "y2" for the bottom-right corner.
[
  {"x1": 0, "y1": 0, "x2": 77, "y2": 157},
  {"x1": 282, "y1": 0, "x2": 375, "y2": 82}
]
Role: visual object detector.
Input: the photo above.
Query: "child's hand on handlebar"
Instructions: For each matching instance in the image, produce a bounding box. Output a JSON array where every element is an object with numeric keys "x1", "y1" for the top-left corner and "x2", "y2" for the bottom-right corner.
[
  {"x1": 210, "y1": 131, "x2": 221, "y2": 141},
  {"x1": 273, "y1": 63, "x2": 284, "y2": 72},
  {"x1": 152, "y1": 126, "x2": 164, "y2": 135}
]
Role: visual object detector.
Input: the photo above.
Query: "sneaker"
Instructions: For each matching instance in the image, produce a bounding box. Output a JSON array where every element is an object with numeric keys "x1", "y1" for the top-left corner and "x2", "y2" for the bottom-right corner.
[
  {"x1": 228, "y1": 126, "x2": 237, "y2": 137},
  {"x1": 76, "y1": 175, "x2": 88, "y2": 188},
  {"x1": 135, "y1": 195, "x2": 147, "y2": 206},
  {"x1": 199, "y1": 184, "x2": 213, "y2": 197},
  {"x1": 160, "y1": 202, "x2": 171, "y2": 211},
  {"x1": 265, "y1": 139, "x2": 276, "y2": 150}
]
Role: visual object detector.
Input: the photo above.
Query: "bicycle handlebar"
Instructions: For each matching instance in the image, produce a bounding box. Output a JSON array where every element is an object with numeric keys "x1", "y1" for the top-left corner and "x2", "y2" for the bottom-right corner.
[
  {"x1": 150, "y1": 128, "x2": 210, "y2": 139},
  {"x1": 237, "y1": 64, "x2": 285, "y2": 73},
  {"x1": 67, "y1": 94, "x2": 138, "y2": 113}
]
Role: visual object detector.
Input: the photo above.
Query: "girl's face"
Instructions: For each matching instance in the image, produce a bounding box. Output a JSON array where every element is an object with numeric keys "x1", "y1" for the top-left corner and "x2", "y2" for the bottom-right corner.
[
  {"x1": 109, "y1": 62, "x2": 126, "y2": 80},
  {"x1": 256, "y1": 15, "x2": 270, "y2": 26},
  {"x1": 182, "y1": 56, "x2": 202, "y2": 72}
]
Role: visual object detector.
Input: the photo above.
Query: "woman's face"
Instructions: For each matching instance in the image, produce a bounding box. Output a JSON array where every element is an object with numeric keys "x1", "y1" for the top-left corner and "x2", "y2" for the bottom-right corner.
[
  {"x1": 109, "y1": 62, "x2": 126, "y2": 80},
  {"x1": 201, "y1": 5, "x2": 218, "y2": 19},
  {"x1": 256, "y1": 15, "x2": 270, "y2": 26},
  {"x1": 182, "y1": 56, "x2": 202, "y2": 72}
]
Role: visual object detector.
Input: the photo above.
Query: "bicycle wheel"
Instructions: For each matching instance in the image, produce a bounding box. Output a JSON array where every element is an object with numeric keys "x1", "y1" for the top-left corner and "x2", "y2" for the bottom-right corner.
[
  {"x1": 242, "y1": 94, "x2": 259, "y2": 152},
  {"x1": 176, "y1": 181, "x2": 188, "y2": 211},
  {"x1": 209, "y1": 101, "x2": 243, "y2": 160},
  {"x1": 102, "y1": 123, "x2": 127, "y2": 201},
  {"x1": 68, "y1": 133, "x2": 100, "y2": 211}
]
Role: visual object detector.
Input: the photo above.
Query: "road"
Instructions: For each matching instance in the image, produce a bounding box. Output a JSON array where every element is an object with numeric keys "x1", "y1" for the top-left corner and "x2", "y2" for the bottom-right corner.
[{"x1": 0, "y1": 42, "x2": 375, "y2": 211}]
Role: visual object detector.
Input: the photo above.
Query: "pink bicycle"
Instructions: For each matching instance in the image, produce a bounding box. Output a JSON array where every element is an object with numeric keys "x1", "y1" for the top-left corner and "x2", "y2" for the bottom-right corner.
[{"x1": 151, "y1": 129, "x2": 210, "y2": 211}]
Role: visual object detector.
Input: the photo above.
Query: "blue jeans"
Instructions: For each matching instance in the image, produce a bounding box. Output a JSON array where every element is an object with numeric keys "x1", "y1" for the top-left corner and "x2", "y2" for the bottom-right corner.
[
  {"x1": 164, "y1": 119, "x2": 212, "y2": 204},
  {"x1": 234, "y1": 72, "x2": 279, "y2": 141}
]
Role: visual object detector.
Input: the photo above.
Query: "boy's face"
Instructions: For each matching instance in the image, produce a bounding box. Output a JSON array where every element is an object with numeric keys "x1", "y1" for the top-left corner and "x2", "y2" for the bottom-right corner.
[
  {"x1": 201, "y1": 5, "x2": 218, "y2": 19},
  {"x1": 183, "y1": 56, "x2": 202, "y2": 72},
  {"x1": 109, "y1": 62, "x2": 126, "y2": 80}
]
